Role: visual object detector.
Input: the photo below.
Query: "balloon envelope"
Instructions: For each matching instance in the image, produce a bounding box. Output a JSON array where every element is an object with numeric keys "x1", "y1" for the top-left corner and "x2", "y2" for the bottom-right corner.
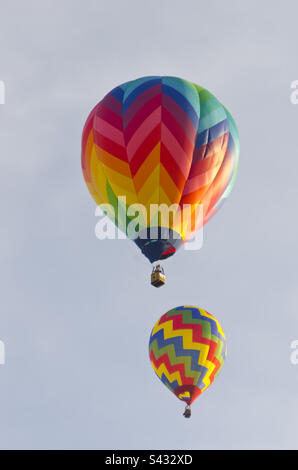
[
  {"x1": 149, "y1": 306, "x2": 227, "y2": 406},
  {"x1": 81, "y1": 76, "x2": 239, "y2": 262}
]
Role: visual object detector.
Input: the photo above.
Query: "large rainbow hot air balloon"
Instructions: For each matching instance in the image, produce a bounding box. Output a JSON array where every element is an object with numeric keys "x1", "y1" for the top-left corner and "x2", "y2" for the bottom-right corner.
[
  {"x1": 149, "y1": 306, "x2": 227, "y2": 418},
  {"x1": 81, "y1": 76, "x2": 239, "y2": 281}
]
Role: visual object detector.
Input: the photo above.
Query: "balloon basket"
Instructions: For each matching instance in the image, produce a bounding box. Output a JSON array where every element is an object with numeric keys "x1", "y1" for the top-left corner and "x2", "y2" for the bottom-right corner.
[{"x1": 151, "y1": 264, "x2": 166, "y2": 288}]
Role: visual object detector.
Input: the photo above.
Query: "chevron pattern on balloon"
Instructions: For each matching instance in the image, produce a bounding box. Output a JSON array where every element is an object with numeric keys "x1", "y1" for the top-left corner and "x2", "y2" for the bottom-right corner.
[
  {"x1": 81, "y1": 76, "x2": 239, "y2": 261},
  {"x1": 149, "y1": 306, "x2": 227, "y2": 405}
]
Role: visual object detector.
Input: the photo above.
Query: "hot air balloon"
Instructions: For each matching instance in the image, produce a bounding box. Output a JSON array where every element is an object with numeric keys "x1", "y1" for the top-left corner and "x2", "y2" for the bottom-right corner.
[
  {"x1": 149, "y1": 305, "x2": 227, "y2": 418},
  {"x1": 81, "y1": 76, "x2": 239, "y2": 286}
]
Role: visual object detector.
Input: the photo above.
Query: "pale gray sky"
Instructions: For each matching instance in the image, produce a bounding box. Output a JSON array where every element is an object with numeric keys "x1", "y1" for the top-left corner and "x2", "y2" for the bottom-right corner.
[{"x1": 0, "y1": 0, "x2": 298, "y2": 450}]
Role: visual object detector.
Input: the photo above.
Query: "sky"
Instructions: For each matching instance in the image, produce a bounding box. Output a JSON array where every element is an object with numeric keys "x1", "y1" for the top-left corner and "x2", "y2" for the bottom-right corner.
[{"x1": 0, "y1": 0, "x2": 298, "y2": 450}]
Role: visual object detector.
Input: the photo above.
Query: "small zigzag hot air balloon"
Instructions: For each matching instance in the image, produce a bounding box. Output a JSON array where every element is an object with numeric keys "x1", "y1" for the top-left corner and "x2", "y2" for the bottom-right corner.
[
  {"x1": 81, "y1": 76, "x2": 239, "y2": 286},
  {"x1": 149, "y1": 306, "x2": 227, "y2": 418}
]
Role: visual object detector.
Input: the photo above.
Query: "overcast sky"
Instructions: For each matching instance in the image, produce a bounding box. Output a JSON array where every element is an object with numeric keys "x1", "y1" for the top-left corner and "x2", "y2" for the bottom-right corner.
[{"x1": 0, "y1": 0, "x2": 298, "y2": 450}]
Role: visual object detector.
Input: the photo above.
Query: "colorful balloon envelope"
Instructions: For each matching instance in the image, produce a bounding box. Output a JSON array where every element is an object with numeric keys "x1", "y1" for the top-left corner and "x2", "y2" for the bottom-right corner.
[
  {"x1": 81, "y1": 76, "x2": 239, "y2": 264},
  {"x1": 149, "y1": 306, "x2": 227, "y2": 417}
]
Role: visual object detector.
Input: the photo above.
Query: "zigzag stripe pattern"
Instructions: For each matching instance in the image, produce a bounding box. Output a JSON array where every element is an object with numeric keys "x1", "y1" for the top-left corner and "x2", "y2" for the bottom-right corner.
[
  {"x1": 149, "y1": 306, "x2": 227, "y2": 405},
  {"x1": 81, "y1": 76, "x2": 239, "y2": 261}
]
